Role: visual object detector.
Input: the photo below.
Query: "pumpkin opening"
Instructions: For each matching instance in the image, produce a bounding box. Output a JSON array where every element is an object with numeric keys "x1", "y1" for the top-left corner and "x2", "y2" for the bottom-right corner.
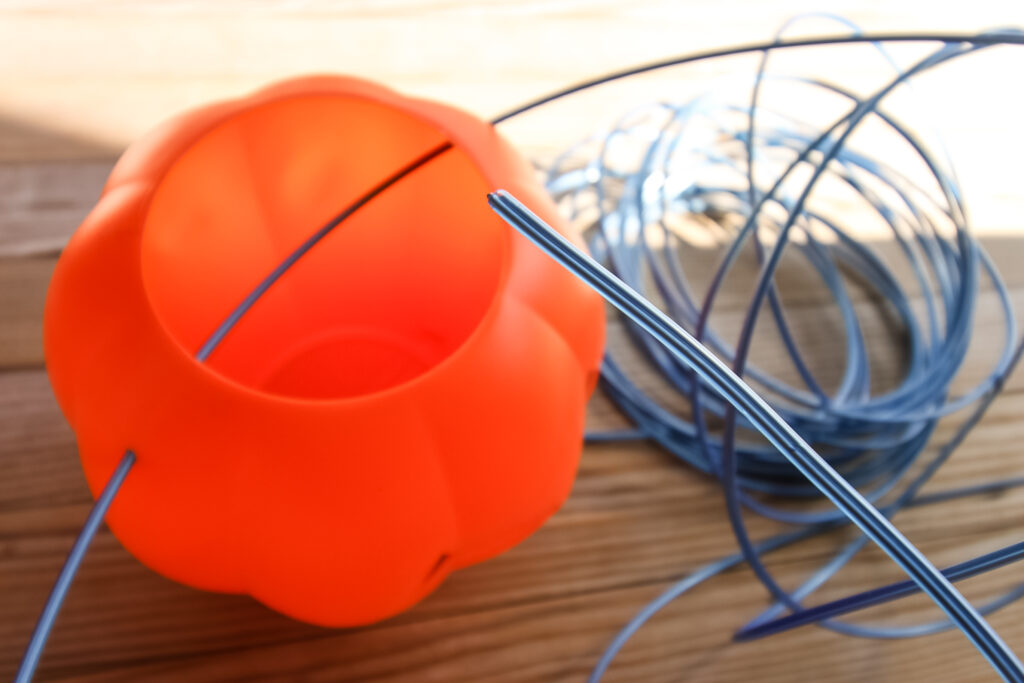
[{"x1": 141, "y1": 93, "x2": 505, "y2": 400}]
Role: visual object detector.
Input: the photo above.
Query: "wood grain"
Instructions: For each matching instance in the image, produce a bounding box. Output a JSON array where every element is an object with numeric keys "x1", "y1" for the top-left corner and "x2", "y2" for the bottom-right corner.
[{"x1": 2, "y1": 1, "x2": 1023, "y2": 681}]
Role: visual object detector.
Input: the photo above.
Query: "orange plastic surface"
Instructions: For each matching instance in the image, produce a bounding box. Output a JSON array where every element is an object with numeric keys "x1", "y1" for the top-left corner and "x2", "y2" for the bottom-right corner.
[{"x1": 43, "y1": 76, "x2": 605, "y2": 626}]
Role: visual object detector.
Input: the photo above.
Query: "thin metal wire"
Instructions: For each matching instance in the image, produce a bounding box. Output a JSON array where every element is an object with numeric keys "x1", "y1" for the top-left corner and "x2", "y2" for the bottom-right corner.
[
  {"x1": 491, "y1": 31, "x2": 1024, "y2": 125},
  {"x1": 14, "y1": 450, "x2": 136, "y2": 683},
  {"x1": 735, "y1": 541, "x2": 1024, "y2": 642}
]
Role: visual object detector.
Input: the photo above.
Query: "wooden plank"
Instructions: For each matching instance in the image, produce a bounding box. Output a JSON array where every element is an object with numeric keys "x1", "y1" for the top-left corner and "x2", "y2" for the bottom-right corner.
[
  {"x1": 0, "y1": 161, "x2": 113, "y2": 256},
  {"x1": 0, "y1": 257, "x2": 55, "y2": 369},
  {"x1": 9, "y1": 533, "x2": 1024, "y2": 682},
  {"x1": 16, "y1": 558, "x2": 1018, "y2": 683}
]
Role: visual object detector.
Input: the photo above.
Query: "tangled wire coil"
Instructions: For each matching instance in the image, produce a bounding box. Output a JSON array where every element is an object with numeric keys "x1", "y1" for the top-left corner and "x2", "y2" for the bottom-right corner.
[{"x1": 536, "y1": 17, "x2": 1024, "y2": 680}]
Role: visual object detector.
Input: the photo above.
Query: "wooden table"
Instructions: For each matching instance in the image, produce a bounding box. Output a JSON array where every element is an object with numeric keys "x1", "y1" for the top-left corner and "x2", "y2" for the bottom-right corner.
[{"x1": 2, "y1": 2, "x2": 1024, "y2": 680}]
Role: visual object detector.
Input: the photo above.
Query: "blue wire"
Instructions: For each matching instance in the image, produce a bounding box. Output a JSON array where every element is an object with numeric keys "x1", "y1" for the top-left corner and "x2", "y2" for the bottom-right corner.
[
  {"x1": 736, "y1": 541, "x2": 1024, "y2": 641},
  {"x1": 14, "y1": 450, "x2": 136, "y2": 683}
]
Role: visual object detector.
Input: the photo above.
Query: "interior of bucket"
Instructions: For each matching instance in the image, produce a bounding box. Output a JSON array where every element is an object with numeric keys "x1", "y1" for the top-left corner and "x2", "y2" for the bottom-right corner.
[{"x1": 141, "y1": 93, "x2": 505, "y2": 400}]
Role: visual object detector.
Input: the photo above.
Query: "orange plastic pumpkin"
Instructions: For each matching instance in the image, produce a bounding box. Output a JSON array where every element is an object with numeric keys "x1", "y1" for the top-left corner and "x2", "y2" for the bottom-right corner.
[{"x1": 43, "y1": 76, "x2": 605, "y2": 626}]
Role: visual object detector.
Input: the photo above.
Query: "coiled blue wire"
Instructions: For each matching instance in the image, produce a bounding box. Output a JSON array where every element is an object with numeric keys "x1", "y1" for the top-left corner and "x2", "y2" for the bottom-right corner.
[{"x1": 533, "y1": 19, "x2": 1024, "y2": 682}]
